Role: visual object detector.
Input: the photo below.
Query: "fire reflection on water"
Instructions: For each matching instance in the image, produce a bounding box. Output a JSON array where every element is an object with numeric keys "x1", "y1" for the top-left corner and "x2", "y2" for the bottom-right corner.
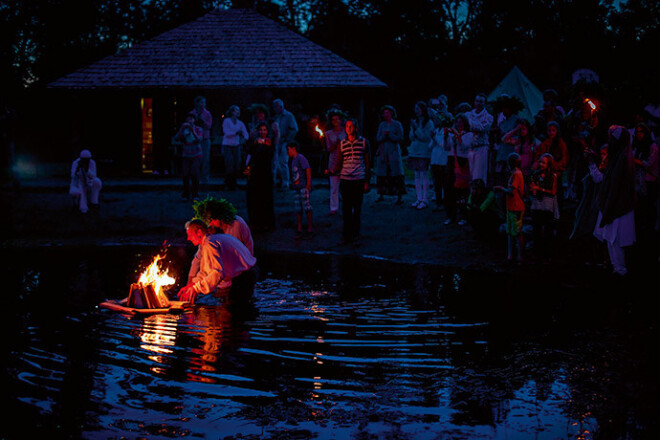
[
  {"x1": 7, "y1": 248, "x2": 655, "y2": 440},
  {"x1": 135, "y1": 305, "x2": 249, "y2": 382},
  {"x1": 139, "y1": 314, "x2": 178, "y2": 361}
]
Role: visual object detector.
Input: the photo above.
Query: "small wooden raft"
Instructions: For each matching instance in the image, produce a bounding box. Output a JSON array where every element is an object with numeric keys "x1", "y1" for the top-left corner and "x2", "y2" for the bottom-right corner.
[{"x1": 99, "y1": 297, "x2": 189, "y2": 315}]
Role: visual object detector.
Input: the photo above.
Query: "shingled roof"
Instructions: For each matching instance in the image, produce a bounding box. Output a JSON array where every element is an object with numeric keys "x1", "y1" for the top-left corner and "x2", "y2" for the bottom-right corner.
[{"x1": 48, "y1": 8, "x2": 387, "y2": 90}]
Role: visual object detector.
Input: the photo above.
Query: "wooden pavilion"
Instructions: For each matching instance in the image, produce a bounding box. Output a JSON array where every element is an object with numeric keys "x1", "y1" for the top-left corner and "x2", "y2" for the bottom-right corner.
[{"x1": 48, "y1": 8, "x2": 387, "y2": 175}]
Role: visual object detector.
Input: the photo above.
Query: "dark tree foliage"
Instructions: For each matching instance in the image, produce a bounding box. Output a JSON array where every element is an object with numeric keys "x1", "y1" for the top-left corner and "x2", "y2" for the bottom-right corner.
[
  {"x1": 1, "y1": 0, "x2": 659, "y2": 121},
  {"x1": 0, "y1": 0, "x2": 231, "y2": 89}
]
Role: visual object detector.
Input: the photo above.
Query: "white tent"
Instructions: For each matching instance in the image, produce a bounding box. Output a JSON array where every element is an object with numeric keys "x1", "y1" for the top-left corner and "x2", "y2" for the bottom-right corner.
[{"x1": 488, "y1": 66, "x2": 544, "y2": 124}]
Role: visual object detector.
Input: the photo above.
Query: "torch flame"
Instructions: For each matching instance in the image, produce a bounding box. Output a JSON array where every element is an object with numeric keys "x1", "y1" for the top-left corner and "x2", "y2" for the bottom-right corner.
[
  {"x1": 315, "y1": 125, "x2": 324, "y2": 138},
  {"x1": 138, "y1": 254, "x2": 176, "y2": 299}
]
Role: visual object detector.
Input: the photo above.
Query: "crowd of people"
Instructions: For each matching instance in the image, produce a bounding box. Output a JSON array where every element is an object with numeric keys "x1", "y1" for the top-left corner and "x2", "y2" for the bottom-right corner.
[
  {"x1": 59, "y1": 89, "x2": 659, "y2": 307},
  {"x1": 152, "y1": 89, "x2": 659, "y2": 280},
  {"x1": 418, "y1": 90, "x2": 657, "y2": 275}
]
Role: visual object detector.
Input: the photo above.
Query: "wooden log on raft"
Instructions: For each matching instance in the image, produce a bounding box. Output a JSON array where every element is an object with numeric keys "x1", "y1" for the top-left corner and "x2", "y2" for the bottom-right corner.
[
  {"x1": 99, "y1": 283, "x2": 189, "y2": 315},
  {"x1": 127, "y1": 283, "x2": 170, "y2": 309}
]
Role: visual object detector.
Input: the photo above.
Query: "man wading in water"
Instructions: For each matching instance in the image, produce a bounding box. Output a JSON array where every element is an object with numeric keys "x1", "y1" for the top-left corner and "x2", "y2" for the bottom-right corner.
[{"x1": 177, "y1": 219, "x2": 257, "y2": 306}]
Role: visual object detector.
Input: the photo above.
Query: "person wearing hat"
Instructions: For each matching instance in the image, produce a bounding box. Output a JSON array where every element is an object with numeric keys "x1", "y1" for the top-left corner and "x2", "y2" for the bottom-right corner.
[
  {"x1": 375, "y1": 105, "x2": 406, "y2": 204},
  {"x1": 69, "y1": 149, "x2": 102, "y2": 213}
]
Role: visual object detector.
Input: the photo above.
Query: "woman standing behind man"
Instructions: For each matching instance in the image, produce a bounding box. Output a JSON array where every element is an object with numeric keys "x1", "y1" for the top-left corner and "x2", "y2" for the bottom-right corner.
[
  {"x1": 324, "y1": 107, "x2": 347, "y2": 215},
  {"x1": 375, "y1": 105, "x2": 406, "y2": 204},
  {"x1": 408, "y1": 101, "x2": 434, "y2": 209},
  {"x1": 222, "y1": 105, "x2": 248, "y2": 190}
]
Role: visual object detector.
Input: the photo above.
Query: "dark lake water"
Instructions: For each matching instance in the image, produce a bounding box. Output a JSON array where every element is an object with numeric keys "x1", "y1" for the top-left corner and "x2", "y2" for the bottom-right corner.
[{"x1": 2, "y1": 245, "x2": 659, "y2": 440}]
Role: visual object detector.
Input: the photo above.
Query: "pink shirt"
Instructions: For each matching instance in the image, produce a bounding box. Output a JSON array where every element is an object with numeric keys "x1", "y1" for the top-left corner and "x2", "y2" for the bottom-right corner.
[{"x1": 224, "y1": 216, "x2": 254, "y2": 255}]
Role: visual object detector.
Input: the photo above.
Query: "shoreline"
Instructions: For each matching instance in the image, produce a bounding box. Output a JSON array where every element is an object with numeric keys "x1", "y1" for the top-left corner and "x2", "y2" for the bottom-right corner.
[{"x1": 3, "y1": 174, "x2": 656, "y2": 278}]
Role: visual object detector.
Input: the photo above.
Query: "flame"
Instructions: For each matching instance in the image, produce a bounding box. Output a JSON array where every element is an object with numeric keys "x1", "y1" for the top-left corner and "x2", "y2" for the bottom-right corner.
[
  {"x1": 315, "y1": 124, "x2": 324, "y2": 138},
  {"x1": 138, "y1": 254, "x2": 176, "y2": 299},
  {"x1": 585, "y1": 98, "x2": 596, "y2": 111}
]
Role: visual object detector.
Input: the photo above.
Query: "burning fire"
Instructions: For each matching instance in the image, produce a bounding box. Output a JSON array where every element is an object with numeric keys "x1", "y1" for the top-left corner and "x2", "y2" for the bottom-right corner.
[
  {"x1": 314, "y1": 124, "x2": 324, "y2": 138},
  {"x1": 138, "y1": 254, "x2": 176, "y2": 299},
  {"x1": 585, "y1": 98, "x2": 597, "y2": 111}
]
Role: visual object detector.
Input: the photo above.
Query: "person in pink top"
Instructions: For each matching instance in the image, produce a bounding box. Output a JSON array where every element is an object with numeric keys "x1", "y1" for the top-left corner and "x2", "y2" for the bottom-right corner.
[
  {"x1": 189, "y1": 96, "x2": 213, "y2": 185},
  {"x1": 192, "y1": 196, "x2": 254, "y2": 255},
  {"x1": 494, "y1": 152, "x2": 525, "y2": 264}
]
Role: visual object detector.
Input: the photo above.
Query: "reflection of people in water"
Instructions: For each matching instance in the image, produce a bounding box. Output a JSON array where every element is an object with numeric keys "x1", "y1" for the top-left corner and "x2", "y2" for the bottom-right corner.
[
  {"x1": 177, "y1": 219, "x2": 257, "y2": 306},
  {"x1": 183, "y1": 306, "x2": 253, "y2": 379}
]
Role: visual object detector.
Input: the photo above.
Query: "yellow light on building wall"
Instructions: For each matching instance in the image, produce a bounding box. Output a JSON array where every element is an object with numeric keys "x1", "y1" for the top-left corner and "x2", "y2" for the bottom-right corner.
[{"x1": 141, "y1": 97, "x2": 154, "y2": 173}]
